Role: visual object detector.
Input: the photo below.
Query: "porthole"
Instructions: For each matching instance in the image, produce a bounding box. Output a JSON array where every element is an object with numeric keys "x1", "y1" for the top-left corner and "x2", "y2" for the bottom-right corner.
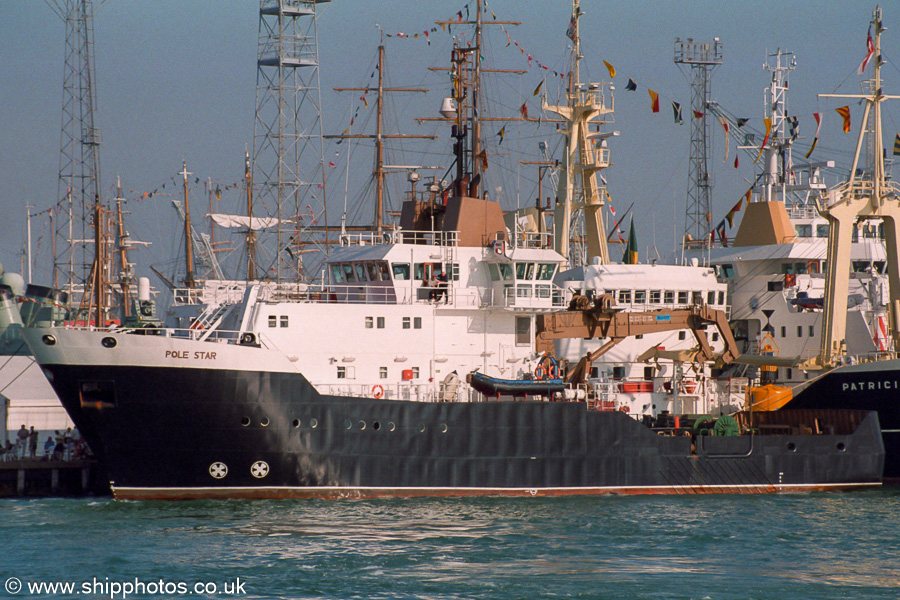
[
  {"x1": 373, "y1": 421, "x2": 381, "y2": 431},
  {"x1": 439, "y1": 423, "x2": 448, "y2": 433},
  {"x1": 417, "y1": 423, "x2": 426, "y2": 433},
  {"x1": 344, "y1": 419, "x2": 352, "y2": 430},
  {"x1": 241, "y1": 417, "x2": 251, "y2": 427},
  {"x1": 310, "y1": 418, "x2": 318, "y2": 429},
  {"x1": 101, "y1": 337, "x2": 117, "y2": 348},
  {"x1": 786, "y1": 442, "x2": 797, "y2": 452},
  {"x1": 836, "y1": 442, "x2": 847, "y2": 452},
  {"x1": 388, "y1": 422, "x2": 396, "y2": 432},
  {"x1": 260, "y1": 418, "x2": 270, "y2": 427},
  {"x1": 359, "y1": 421, "x2": 366, "y2": 430},
  {"x1": 291, "y1": 419, "x2": 301, "y2": 428},
  {"x1": 42, "y1": 335, "x2": 57, "y2": 346}
]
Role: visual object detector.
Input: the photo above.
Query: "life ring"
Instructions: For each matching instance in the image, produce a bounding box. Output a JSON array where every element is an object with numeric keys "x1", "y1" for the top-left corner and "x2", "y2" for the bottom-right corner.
[
  {"x1": 372, "y1": 384, "x2": 384, "y2": 399},
  {"x1": 548, "y1": 364, "x2": 558, "y2": 379},
  {"x1": 534, "y1": 365, "x2": 545, "y2": 380}
]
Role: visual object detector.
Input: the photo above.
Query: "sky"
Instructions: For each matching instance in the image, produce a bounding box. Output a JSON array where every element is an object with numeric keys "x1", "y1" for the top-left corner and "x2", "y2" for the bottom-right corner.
[{"x1": 0, "y1": 0, "x2": 894, "y2": 287}]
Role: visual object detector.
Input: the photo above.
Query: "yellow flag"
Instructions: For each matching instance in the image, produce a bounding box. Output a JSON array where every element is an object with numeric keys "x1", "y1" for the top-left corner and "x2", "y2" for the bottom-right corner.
[{"x1": 603, "y1": 60, "x2": 616, "y2": 79}]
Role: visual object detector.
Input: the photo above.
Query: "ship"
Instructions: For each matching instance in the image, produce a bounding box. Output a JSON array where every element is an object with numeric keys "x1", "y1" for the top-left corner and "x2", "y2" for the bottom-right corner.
[
  {"x1": 697, "y1": 7, "x2": 900, "y2": 481},
  {"x1": 19, "y1": 1, "x2": 885, "y2": 498}
]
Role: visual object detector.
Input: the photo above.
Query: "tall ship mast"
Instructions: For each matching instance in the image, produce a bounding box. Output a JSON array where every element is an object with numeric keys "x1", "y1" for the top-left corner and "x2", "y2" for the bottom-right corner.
[{"x1": 543, "y1": 0, "x2": 612, "y2": 266}]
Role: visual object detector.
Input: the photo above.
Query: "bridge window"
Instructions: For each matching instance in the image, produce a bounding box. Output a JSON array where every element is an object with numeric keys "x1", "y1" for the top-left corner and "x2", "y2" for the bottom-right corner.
[
  {"x1": 664, "y1": 291, "x2": 674, "y2": 304},
  {"x1": 650, "y1": 290, "x2": 661, "y2": 303},
  {"x1": 634, "y1": 290, "x2": 646, "y2": 303},
  {"x1": 678, "y1": 291, "x2": 688, "y2": 304},
  {"x1": 268, "y1": 315, "x2": 277, "y2": 327},
  {"x1": 498, "y1": 263, "x2": 514, "y2": 280},
  {"x1": 536, "y1": 263, "x2": 556, "y2": 280},
  {"x1": 392, "y1": 263, "x2": 410, "y2": 280},
  {"x1": 331, "y1": 264, "x2": 345, "y2": 284},
  {"x1": 280, "y1": 316, "x2": 288, "y2": 328}
]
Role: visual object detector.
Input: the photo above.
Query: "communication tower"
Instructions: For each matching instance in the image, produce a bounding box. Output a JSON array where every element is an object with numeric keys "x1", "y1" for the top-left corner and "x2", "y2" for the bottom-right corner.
[
  {"x1": 252, "y1": 0, "x2": 330, "y2": 282},
  {"x1": 47, "y1": 0, "x2": 102, "y2": 294},
  {"x1": 674, "y1": 37, "x2": 722, "y2": 248}
]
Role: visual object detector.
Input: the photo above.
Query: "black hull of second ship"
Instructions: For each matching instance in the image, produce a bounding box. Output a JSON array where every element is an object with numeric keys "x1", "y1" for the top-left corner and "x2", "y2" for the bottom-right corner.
[
  {"x1": 42, "y1": 363, "x2": 884, "y2": 499},
  {"x1": 786, "y1": 360, "x2": 900, "y2": 481}
]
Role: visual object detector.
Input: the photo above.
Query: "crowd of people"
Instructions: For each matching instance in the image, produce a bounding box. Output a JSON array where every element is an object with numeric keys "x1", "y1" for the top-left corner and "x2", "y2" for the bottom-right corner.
[{"x1": 1, "y1": 425, "x2": 87, "y2": 462}]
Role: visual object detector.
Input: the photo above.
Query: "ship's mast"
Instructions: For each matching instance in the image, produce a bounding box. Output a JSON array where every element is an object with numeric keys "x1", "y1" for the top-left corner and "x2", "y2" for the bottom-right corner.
[
  {"x1": 543, "y1": 0, "x2": 613, "y2": 264},
  {"x1": 328, "y1": 36, "x2": 433, "y2": 233},
  {"x1": 180, "y1": 162, "x2": 196, "y2": 289},
  {"x1": 812, "y1": 6, "x2": 900, "y2": 366}
]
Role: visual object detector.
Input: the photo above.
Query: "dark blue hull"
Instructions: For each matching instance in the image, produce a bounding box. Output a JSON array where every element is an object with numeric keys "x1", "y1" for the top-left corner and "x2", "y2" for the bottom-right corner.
[
  {"x1": 784, "y1": 359, "x2": 900, "y2": 480},
  {"x1": 42, "y1": 363, "x2": 884, "y2": 499}
]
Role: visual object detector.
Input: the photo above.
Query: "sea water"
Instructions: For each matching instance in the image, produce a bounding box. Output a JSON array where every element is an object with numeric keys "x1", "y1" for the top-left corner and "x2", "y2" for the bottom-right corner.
[{"x1": 1, "y1": 489, "x2": 898, "y2": 599}]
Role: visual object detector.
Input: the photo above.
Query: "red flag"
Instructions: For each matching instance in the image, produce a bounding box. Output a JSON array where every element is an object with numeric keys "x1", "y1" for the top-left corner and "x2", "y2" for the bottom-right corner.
[
  {"x1": 693, "y1": 110, "x2": 704, "y2": 119},
  {"x1": 836, "y1": 106, "x2": 851, "y2": 133},
  {"x1": 858, "y1": 26, "x2": 875, "y2": 75},
  {"x1": 648, "y1": 89, "x2": 659, "y2": 113},
  {"x1": 519, "y1": 102, "x2": 529, "y2": 119},
  {"x1": 805, "y1": 113, "x2": 822, "y2": 158}
]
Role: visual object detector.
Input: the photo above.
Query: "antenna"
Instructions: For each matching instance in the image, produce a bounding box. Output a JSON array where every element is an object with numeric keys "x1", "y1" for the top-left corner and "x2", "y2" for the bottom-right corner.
[{"x1": 674, "y1": 36, "x2": 723, "y2": 249}]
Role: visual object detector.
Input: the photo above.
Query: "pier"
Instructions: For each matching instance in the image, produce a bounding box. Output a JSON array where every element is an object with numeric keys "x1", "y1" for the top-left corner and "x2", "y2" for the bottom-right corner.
[{"x1": 0, "y1": 459, "x2": 109, "y2": 497}]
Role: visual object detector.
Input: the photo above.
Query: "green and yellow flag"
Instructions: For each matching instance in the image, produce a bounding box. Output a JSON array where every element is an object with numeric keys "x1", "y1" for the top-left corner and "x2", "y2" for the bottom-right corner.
[{"x1": 623, "y1": 217, "x2": 638, "y2": 264}]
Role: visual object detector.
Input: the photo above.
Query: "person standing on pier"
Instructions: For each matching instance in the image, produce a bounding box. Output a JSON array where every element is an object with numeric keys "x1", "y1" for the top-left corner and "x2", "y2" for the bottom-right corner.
[{"x1": 28, "y1": 427, "x2": 38, "y2": 459}]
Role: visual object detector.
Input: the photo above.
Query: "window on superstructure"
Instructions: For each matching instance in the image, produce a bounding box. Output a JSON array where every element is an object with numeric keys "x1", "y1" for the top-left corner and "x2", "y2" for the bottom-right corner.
[
  {"x1": 664, "y1": 291, "x2": 674, "y2": 304},
  {"x1": 412, "y1": 367, "x2": 420, "y2": 379},
  {"x1": 795, "y1": 262, "x2": 808, "y2": 275},
  {"x1": 342, "y1": 264, "x2": 356, "y2": 283},
  {"x1": 355, "y1": 264, "x2": 368, "y2": 281},
  {"x1": 618, "y1": 290, "x2": 631, "y2": 304},
  {"x1": 678, "y1": 291, "x2": 688, "y2": 304},
  {"x1": 767, "y1": 281, "x2": 784, "y2": 292},
  {"x1": 366, "y1": 263, "x2": 381, "y2": 281},
  {"x1": 692, "y1": 292, "x2": 702, "y2": 305},
  {"x1": 707, "y1": 291, "x2": 715, "y2": 305},
  {"x1": 515, "y1": 316, "x2": 531, "y2": 346},
  {"x1": 498, "y1": 263, "x2": 514, "y2": 280},
  {"x1": 392, "y1": 263, "x2": 410, "y2": 280},
  {"x1": 331, "y1": 264, "x2": 345, "y2": 284},
  {"x1": 650, "y1": 290, "x2": 661, "y2": 303},
  {"x1": 809, "y1": 325, "x2": 814, "y2": 336},
  {"x1": 449, "y1": 263, "x2": 459, "y2": 281},
  {"x1": 488, "y1": 263, "x2": 500, "y2": 281},
  {"x1": 280, "y1": 316, "x2": 288, "y2": 328},
  {"x1": 402, "y1": 317, "x2": 411, "y2": 329},
  {"x1": 720, "y1": 264, "x2": 734, "y2": 278},
  {"x1": 781, "y1": 326, "x2": 786, "y2": 338},
  {"x1": 712, "y1": 332, "x2": 719, "y2": 342},
  {"x1": 377, "y1": 317, "x2": 385, "y2": 329},
  {"x1": 515, "y1": 262, "x2": 527, "y2": 279},
  {"x1": 379, "y1": 367, "x2": 388, "y2": 379},
  {"x1": 414, "y1": 317, "x2": 422, "y2": 329},
  {"x1": 718, "y1": 291, "x2": 726, "y2": 305},
  {"x1": 516, "y1": 286, "x2": 533, "y2": 298},
  {"x1": 852, "y1": 228, "x2": 859, "y2": 242},
  {"x1": 268, "y1": 315, "x2": 277, "y2": 328},
  {"x1": 678, "y1": 331, "x2": 686, "y2": 340},
  {"x1": 379, "y1": 262, "x2": 391, "y2": 280},
  {"x1": 536, "y1": 285, "x2": 551, "y2": 299},
  {"x1": 634, "y1": 290, "x2": 646, "y2": 304},
  {"x1": 536, "y1": 263, "x2": 556, "y2": 280},
  {"x1": 797, "y1": 325, "x2": 803, "y2": 337},
  {"x1": 816, "y1": 224, "x2": 829, "y2": 238},
  {"x1": 795, "y1": 224, "x2": 812, "y2": 238},
  {"x1": 337, "y1": 366, "x2": 347, "y2": 379},
  {"x1": 365, "y1": 316, "x2": 374, "y2": 329}
]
